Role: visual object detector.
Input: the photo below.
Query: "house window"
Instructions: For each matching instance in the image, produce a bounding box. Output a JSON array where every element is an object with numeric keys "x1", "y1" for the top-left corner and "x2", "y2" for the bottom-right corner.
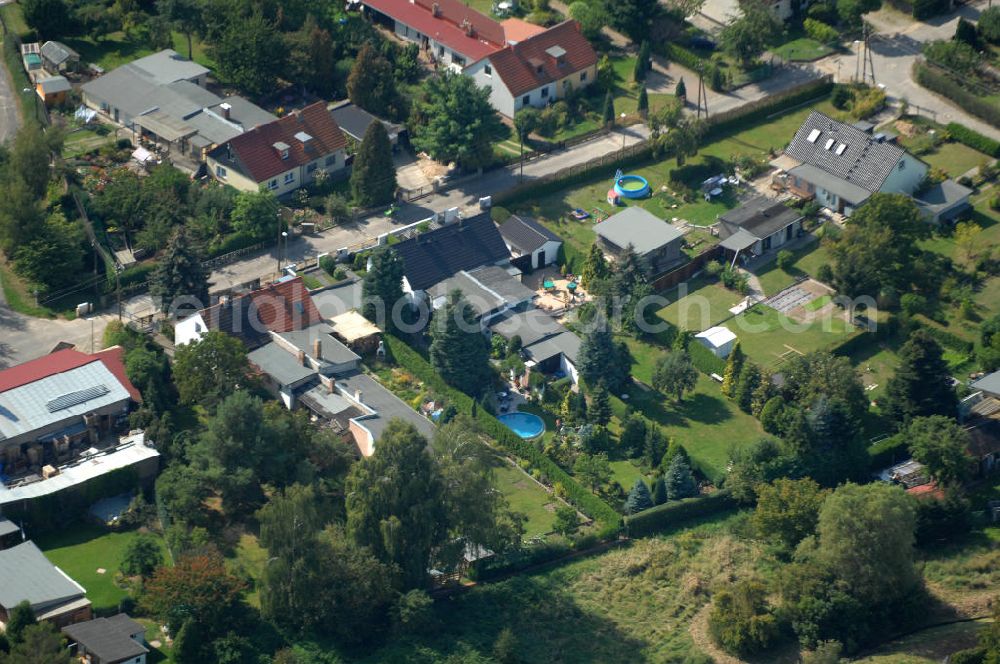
[
  {"x1": 268, "y1": 179, "x2": 278, "y2": 190},
  {"x1": 284, "y1": 172, "x2": 295, "y2": 184},
  {"x1": 541, "y1": 87, "x2": 549, "y2": 98},
  {"x1": 453, "y1": 54, "x2": 465, "y2": 66},
  {"x1": 438, "y1": 45, "x2": 445, "y2": 57},
  {"x1": 215, "y1": 165, "x2": 226, "y2": 178},
  {"x1": 580, "y1": 71, "x2": 587, "y2": 82},
  {"x1": 522, "y1": 94, "x2": 530, "y2": 105},
  {"x1": 899, "y1": 160, "x2": 905, "y2": 170},
  {"x1": 307, "y1": 162, "x2": 317, "y2": 173},
  {"x1": 484, "y1": 64, "x2": 492, "y2": 76},
  {"x1": 325, "y1": 154, "x2": 337, "y2": 167}
]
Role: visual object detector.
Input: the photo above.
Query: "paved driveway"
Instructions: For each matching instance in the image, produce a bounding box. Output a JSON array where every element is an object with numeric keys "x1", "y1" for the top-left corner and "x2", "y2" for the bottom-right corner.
[{"x1": 812, "y1": 1, "x2": 1000, "y2": 141}]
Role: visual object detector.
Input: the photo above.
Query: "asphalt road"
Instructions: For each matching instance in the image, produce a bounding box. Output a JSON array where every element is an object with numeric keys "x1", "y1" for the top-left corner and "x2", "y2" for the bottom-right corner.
[{"x1": 813, "y1": 0, "x2": 1000, "y2": 141}]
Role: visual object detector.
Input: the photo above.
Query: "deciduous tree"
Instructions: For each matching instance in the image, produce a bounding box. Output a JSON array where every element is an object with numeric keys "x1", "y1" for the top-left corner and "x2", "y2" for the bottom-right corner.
[
  {"x1": 141, "y1": 553, "x2": 247, "y2": 635},
  {"x1": 905, "y1": 415, "x2": 973, "y2": 489},
  {"x1": 172, "y1": 331, "x2": 251, "y2": 407},
  {"x1": 709, "y1": 580, "x2": 779, "y2": 656},
  {"x1": 347, "y1": 42, "x2": 405, "y2": 120},
  {"x1": 652, "y1": 350, "x2": 698, "y2": 403},
  {"x1": 752, "y1": 478, "x2": 827, "y2": 549},
  {"x1": 214, "y1": 11, "x2": 285, "y2": 96},
  {"x1": 720, "y1": 0, "x2": 780, "y2": 66},
  {"x1": 121, "y1": 534, "x2": 164, "y2": 579}
]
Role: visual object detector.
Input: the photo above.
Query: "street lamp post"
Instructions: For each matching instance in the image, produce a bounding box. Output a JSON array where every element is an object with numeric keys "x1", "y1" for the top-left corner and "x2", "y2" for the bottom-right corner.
[
  {"x1": 275, "y1": 211, "x2": 284, "y2": 276},
  {"x1": 279, "y1": 231, "x2": 288, "y2": 276}
]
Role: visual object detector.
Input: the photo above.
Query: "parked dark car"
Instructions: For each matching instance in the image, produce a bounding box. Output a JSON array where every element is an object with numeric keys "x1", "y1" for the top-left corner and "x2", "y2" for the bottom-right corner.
[{"x1": 690, "y1": 37, "x2": 717, "y2": 51}]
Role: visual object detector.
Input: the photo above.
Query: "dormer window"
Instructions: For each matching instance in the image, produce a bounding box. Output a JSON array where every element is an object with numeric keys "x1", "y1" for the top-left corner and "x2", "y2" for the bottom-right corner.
[
  {"x1": 545, "y1": 45, "x2": 567, "y2": 67},
  {"x1": 273, "y1": 141, "x2": 290, "y2": 160}
]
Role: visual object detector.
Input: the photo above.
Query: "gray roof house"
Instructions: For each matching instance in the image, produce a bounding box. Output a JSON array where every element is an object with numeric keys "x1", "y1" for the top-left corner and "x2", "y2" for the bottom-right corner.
[
  {"x1": 428, "y1": 265, "x2": 535, "y2": 324},
  {"x1": 63, "y1": 614, "x2": 148, "y2": 664},
  {"x1": 490, "y1": 308, "x2": 582, "y2": 383},
  {"x1": 593, "y1": 207, "x2": 684, "y2": 274},
  {"x1": 329, "y1": 100, "x2": 406, "y2": 145},
  {"x1": 81, "y1": 49, "x2": 274, "y2": 164},
  {"x1": 393, "y1": 213, "x2": 514, "y2": 296},
  {"x1": 718, "y1": 196, "x2": 804, "y2": 261},
  {"x1": 39, "y1": 41, "x2": 79, "y2": 73},
  {"x1": 499, "y1": 214, "x2": 563, "y2": 271},
  {"x1": 0, "y1": 540, "x2": 91, "y2": 626},
  {"x1": 247, "y1": 322, "x2": 434, "y2": 456},
  {"x1": 779, "y1": 111, "x2": 969, "y2": 221}
]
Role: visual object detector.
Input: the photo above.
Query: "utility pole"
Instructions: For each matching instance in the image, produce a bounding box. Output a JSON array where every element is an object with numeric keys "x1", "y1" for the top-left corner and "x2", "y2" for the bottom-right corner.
[{"x1": 696, "y1": 70, "x2": 708, "y2": 119}]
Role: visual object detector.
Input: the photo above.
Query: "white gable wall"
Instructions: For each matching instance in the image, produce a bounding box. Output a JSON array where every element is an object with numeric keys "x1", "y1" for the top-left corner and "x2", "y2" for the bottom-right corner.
[
  {"x1": 466, "y1": 59, "x2": 516, "y2": 118},
  {"x1": 879, "y1": 154, "x2": 927, "y2": 196}
]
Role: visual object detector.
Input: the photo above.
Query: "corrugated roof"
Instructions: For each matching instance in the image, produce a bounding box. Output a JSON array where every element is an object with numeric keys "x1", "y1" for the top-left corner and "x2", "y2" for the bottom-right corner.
[
  {"x1": 718, "y1": 196, "x2": 803, "y2": 241},
  {"x1": 210, "y1": 102, "x2": 347, "y2": 182},
  {"x1": 972, "y1": 370, "x2": 1000, "y2": 397},
  {"x1": 594, "y1": 207, "x2": 683, "y2": 256},
  {"x1": 429, "y1": 271, "x2": 506, "y2": 316},
  {"x1": 0, "y1": 516, "x2": 19, "y2": 538},
  {"x1": 394, "y1": 214, "x2": 512, "y2": 291},
  {"x1": 0, "y1": 541, "x2": 86, "y2": 611},
  {"x1": 785, "y1": 111, "x2": 906, "y2": 193},
  {"x1": 524, "y1": 330, "x2": 580, "y2": 364},
  {"x1": 487, "y1": 20, "x2": 597, "y2": 98},
  {"x1": 467, "y1": 265, "x2": 536, "y2": 305},
  {"x1": 0, "y1": 362, "x2": 131, "y2": 441},
  {"x1": 0, "y1": 433, "x2": 158, "y2": 505},
  {"x1": 62, "y1": 615, "x2": 148, "y2": 663},
  {"x1": 499, "y1": 214, "x2": 562, "y2": 254}
]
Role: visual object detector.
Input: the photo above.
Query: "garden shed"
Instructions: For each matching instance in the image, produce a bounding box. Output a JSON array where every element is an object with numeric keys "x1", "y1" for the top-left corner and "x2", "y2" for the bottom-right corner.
[{"x1": 695, "y1": 326, "x2": 737, "y2": 358}]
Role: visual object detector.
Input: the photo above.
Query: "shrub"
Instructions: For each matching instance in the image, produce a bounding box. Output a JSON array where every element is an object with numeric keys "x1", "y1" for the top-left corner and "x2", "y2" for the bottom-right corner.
[
  {"x1": 804, "y1": 18, "x2": 838, "y2": 44},
  {"x1": 319, "y1": 254, "x2": 337, "y2": 276},
  {"x1": 915, "y1": 64, "x2": 1000, "y2": 129},
  {"x1": 775, "y1": 249, "x2": 793, "y2": 271},
  {"x1": 709, "y1": 580, "x2": 780, "y2": 656},
  {"x1": 946, "y1": 122, "x2": 1000, "y2": 157},
  {"x1": 831, "y1": 85, "x2": 852, "y2": 110},
  {"x1": 868, "y1": 433, "x2": 908, "y2": 470}
]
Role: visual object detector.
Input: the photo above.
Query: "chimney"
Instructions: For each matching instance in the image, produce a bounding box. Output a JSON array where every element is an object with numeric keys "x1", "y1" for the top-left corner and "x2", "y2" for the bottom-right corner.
[
  {"x1": 313, "y1": 338, "x2": 322, "y2": 361},
  {"x1": 354, "y1": 389, "x2": 363, "y2": 403},
  {"x1": 297, "y1": 349, "x2": 306, "y2": 365},
  {"x1": 327, "y1": 379, "x2": 335, "y2": 394},
  {"x1": 220, "y1": 102, "x2": 231, "y2": 120},
  {"x1": 432, "y1": 2, "x2": 440, "y2": 15}
]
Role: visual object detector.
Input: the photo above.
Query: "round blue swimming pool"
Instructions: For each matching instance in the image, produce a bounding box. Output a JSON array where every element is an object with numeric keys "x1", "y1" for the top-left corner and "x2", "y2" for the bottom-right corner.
[{"x1": 498, "y1": 412, "x2": 545, "y2": 439}]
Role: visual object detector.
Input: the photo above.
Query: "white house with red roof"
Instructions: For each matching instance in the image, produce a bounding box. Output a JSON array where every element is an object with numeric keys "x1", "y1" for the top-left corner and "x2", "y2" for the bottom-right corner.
[
  {"x1": 361, "y1": 0, "x2": 505, "y2": 69},
  {"x1": 465, "y1": 20, "x2": 598, "y2": 118},
  {"x1": 206, "y1": 102, "x2": 348, "y2": 196}
]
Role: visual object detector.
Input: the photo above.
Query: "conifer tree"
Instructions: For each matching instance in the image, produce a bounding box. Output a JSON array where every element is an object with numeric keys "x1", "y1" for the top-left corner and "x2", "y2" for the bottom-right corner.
[
  {"x1": 581, "y1": 243, "x2": 610, "y2": 288},
  {"x1": 626, "y1": 478, "x2": 654, "y2": 513},
  {"x1": 590, "y1": 381, "x2": 612, "y2": 427},
  {"x1": 652, "y1": 476, "x2": 667, "y2": 505},
  {"x1": 429, "y1": 291, "x2": 492, "y2": 395},
  {"x1": 151, "y1": 227, "x2": 208, "y2": 315},
  {"x1": 721, "y1": 342, "x2": 745, "y2": 398},
  {"x1": 735, "y1": 362, "x2": 761, "y2": 414},
  {"x1": 675, "y1": 77, "x2": 687, "y2": 99},
  {"x1": 884, "y1": 330, "x2": 957, "y2": 425},
  {"x1": 361, "y1": 248, "x2": 405, "y2": 330},
  {"x1": 665, "y1": 454, "x2": 698, "y2": 500},
  {"x1": 637, "y1": 86, "x2": 648, "y2": 117},
  {"x1": 602, "y1": 91, "x2": 616, "y2": 126},
  {"x1": 351, "y1": 120, "x2": 397, "y2": 207}
]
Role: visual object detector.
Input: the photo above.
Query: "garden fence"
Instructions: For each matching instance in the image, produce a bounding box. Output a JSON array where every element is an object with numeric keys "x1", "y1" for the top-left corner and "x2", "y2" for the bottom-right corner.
[{"x1": 649, "y1": 245, "x2": 724, "y2": 292}]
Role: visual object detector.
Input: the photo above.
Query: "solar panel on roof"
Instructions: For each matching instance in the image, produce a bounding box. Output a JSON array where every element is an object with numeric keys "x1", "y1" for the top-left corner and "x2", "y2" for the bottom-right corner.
[{"x1": 46, "y1": 385, "x2": 110, "y2": 413}]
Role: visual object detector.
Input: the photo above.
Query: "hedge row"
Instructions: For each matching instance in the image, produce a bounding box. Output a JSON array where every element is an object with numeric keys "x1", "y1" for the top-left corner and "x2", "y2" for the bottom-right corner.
[
  {"x1": 911, "y1": 318, "x2": 974, "y2": 355},
  {"x1": 914, "y1": 63, "x2": 1000, "y2": 129},
  {"x1": 384, "y1": 335, "x2": 623, "y2": 533},
  {"x1": 946, "y1": 122, "x2": 1000, "y2": 158},
  {"x1": 868, "y1": 433, "x2": 908, "y2": 470},
  {"x1": 689, "y1": 338, "x2": 726, "y2": 376},
  {"x1": 703, "y1": 77, "x2": 835, "y2": 142},
  {"x1": 624, "y1": 489, "x2": 736, "y2": 537},
  {"x1": 663, "y1": 43, "x2": 705, "y2": 74}
]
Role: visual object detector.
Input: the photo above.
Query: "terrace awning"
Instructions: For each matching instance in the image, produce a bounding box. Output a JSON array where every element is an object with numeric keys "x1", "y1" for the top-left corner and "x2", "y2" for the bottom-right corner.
[
  {"x1": 719, "y1": 229, "x2": 757, "y2": 252},
  {"x1": 133, "y1": 111, "x2": 196, "y2": 143}
]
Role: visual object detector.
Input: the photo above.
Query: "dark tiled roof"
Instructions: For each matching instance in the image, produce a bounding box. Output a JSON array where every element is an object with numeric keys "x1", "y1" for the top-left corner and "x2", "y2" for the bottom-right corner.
[
  {"x1": 393, "y1": 214, "x2": 511, "y2": 291},
  {"x1": 209, "y1": 102, "x2": 346, "y2": 183},
  {"x1": 718, "y1": 197, "x2": 803, "y2": 241},
  {"x1": 499, "y1": 214, "x2": 562, "y2": 254},
  {"x1": 785, "y1": 111, "x2": 906, "y2": 193},
  {"x1": 329, "y1": 102, "x2": 405, "y2": 143},
  {"x1": 63, "y1": 615, "x2": 148, "y2": 663},
  {"x1": 488, "y1": 20, "x2": 598, "y2": 98}
]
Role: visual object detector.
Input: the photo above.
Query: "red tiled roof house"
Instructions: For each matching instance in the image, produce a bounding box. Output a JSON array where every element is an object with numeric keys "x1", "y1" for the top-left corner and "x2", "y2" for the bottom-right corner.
[
  {"x1": 361, "y1": 0, "x2": 505, "y2": 69},
  {"x1": 465, "y1": 20, "x2": 597, "y2": 118},
  {"x1": 206, "y1": 102, "x2": 347, "y2": 196}
]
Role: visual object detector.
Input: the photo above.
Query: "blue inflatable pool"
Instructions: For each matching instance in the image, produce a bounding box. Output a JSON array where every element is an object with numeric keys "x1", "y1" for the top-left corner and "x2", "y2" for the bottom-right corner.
[{"x1": 614, "y1": 174, "x2": 651, "y2": 199}]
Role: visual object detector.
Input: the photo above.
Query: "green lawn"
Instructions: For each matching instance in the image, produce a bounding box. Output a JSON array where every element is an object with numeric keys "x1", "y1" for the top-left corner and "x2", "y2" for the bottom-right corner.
[
  {"x1": 230, "y1": 532, "x2": 268, "y2": 609},
  {"x1": 64, "y1": 31, "x2": 215, "y2": 72},
  {"x1": 856, "y1": 620, "x2": 988, "y2": 664},
  {"x1": 608, "y1": 459, "x2": 651, "y2": 491},
  {"x1": 732, "y1": 304, "x2": 857, "y2": 369},
  {"x1": 753, "y1": 238, "x2": 833, "y2": 296},
  {"x1": 35, "y1": 524, "x2": 169, "y2": 613},
  {"x1": 919, "y1": 141, "x2": 991, "y2": 178},
  {"x1": 620, "y1": 337, "x2": 762, "y2": 481},
  {"x1": 771, "y1": 38, "x2": 834, "y2": 62},
  {"x1": 64, "y1": 128, "x2": 116, "y2": 158},
  {"x1": 511, "y1": 98, "x2": 840, "y2": 266},
  {"x1": 656, "y1": 278, "x2": 742, "y2": 332},
  {"x1": 493, "y1": 461, "x2": 562, "y2": 538},
  {"x1": 1, "y1": 3, "x2": 30, "y2": 38}
]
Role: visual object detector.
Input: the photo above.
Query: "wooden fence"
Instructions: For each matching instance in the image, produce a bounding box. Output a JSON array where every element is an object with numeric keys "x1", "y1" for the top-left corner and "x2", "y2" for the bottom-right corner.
[{"x1": 650, "y1": 245, "x2": 724, "y2": 291}]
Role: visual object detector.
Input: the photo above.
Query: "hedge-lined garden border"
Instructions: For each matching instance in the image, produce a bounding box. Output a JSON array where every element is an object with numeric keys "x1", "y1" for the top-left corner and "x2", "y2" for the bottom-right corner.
[
  {"x1": 623, "y1": 489, "x2": 736, "y2": 537},
  {"x1": 384, "y1": 335, "x2": 623, "y2": 535},
  {"x1": 946, "y1": 122, "x2": 1000, "y2": 158},
  {"x1": 914, "y1": 62, "x2": 1000, "y2": 130}
]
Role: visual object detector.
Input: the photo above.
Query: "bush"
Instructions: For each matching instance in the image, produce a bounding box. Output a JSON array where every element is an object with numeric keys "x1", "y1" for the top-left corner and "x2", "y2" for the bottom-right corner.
[
  {"x1": 624, "y1": 490, "x2": 735, "y2": 537},
  {"x1": 946, "y1": 122, "x2": 1000, "y2": 157},
  {"x1": 319, "y1": 254, "x2": 337, "y2": 276},
  {"x1": 831, "y1": 85, "x2": 852, "y2": 110},
  {"x1": 913, "y1": 0, "x2": 950, "y2": 20},
  {"x1": 868, "y1": 433, "x2": 908, "y2": 470},
  {"x1": 775, "y1": 249, "x2": 793, "y2": 271},
  {"x1": 804, "y1": 18, "x2": 838, "y2": 44},
  {"x1": 689, "y1": 337, "x2": 726, "y2": 376},
  {"x1": 709, "y1": 580, "x2": 780, "y2": 656}
]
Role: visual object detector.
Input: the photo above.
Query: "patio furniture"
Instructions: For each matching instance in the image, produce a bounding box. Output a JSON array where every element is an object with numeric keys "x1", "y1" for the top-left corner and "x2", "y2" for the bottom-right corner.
[
  {"x1": 567, "y1": 282, "x2": 577, "y2": 292},
  {"x1": 543, "y1": 279, "x2": 556, "y2": 291}
]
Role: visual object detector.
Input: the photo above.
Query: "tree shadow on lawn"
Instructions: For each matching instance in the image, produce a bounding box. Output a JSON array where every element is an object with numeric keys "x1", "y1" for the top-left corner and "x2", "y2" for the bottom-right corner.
[
  {"x1": 627, "y1": 385, "x2": 733, "y2": 429},
  {"x1": 357, "y1": 574, "x2": 652, "y2": 663}
]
